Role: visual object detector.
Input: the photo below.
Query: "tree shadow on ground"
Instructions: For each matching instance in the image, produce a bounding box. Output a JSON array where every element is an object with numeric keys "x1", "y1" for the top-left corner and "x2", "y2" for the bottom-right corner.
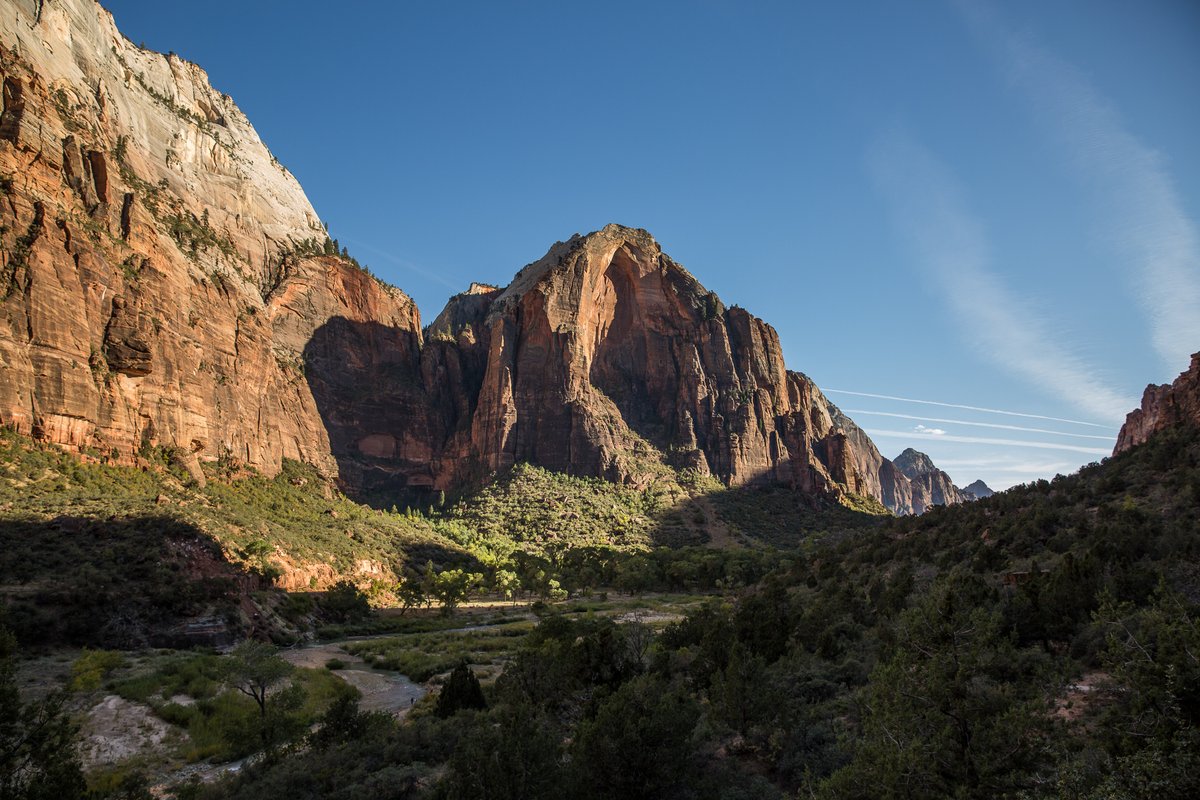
[{"x1": 0, "y1": 514, "x2": 253, "y2": 649}]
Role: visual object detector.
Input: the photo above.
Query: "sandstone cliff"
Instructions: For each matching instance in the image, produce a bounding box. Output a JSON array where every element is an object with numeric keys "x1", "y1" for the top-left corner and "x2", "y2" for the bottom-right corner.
[
  {"x1": 892, "y1": 447, "x2": 972, "y2": 514},
  {"x1": 0, "y1": 0, "x2": 940, "y2": 516},
  {"x1": 0, "y1": 0, "x2": 419, "y2": 478},
  {"x1": 1115, "y1": 352, "x2": 1200, "y2": 454},
  {"x1": 360, "y1": 225, "x2": 935, "y2": 514}
]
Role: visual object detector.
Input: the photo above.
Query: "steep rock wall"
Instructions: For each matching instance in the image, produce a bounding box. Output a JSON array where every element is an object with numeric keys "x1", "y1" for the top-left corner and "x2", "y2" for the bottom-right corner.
[
  {"x1": 0, "y1": 0, "x2": 419, "y2": 477},
  {"x1": 1115, "y1": 352, "x2": 1200, "y2": 454}
]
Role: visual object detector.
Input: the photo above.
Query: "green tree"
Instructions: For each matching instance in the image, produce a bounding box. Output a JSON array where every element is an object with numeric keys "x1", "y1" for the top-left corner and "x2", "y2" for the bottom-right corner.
[
  {"x1": 570, "y1": 674, "x2": 701, "y2": 800},
  {"x1": 221, "y1": 640, "x2": 294, "y2": 749},
  {"x1": 434, "y1": 570, "x2": 482, "y2": 615},
  {"x1": 1083, "y1": 585, "x2": 1200, "y2": 799},
  {"x1": 321, "y1": 580, "x2": 371, "y2": 622},
  {"x1": 493, "y1": 569, "x2": 520, "y2": 605},
  {"x1": 435, "y1": 662, "x2": 487, "y2": 718},
  {"x1": 819, "y1": 571, "x2": 1049, "y2": 799},
  {"x1": 0, "y1": 619, "x2": 87, "y2": 799},
  {"x1": 440, "y1": 703, "x2": 561, "y2": 799},
  {"x1": 396, "y1": 571, "x2": 427, "y2": 615}
]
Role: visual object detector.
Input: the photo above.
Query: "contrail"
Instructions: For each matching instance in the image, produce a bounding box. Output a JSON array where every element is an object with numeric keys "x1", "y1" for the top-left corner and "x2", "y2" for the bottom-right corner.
[
  {"x1": 342, "y1": 237, "x2": 462, "y2": 291},
  {"x1": 865, "y1": 429, "x2": 1111, "y2": 456},
  {"x1": 828, "y1": 389, "x2": 1113, "y2": 428},
  {"x1": 843, "y1": 409, "x2": 1116, "y2": 440}
]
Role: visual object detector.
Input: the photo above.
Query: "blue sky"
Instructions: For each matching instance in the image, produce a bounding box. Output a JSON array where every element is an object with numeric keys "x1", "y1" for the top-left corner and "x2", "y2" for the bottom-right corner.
[{"x1": 102, "y1": 0, "x2": 1200, "y2": 490}]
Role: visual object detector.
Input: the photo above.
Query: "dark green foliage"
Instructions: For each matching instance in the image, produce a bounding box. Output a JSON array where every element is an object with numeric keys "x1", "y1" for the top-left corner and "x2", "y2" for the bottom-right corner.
[
  {"x1": 189, "y1": 712, "x2": 461, "y2": 799},
  {"x1": 0, "y1": 618, "x2": 87, "y2": 800},
  {"x1": 439, "y1": 704, "x2": 562, "y2": 800},
  {"x1": 320, "y1": 580, "x2": 371, "y2": 623},
  {"x1": 435, "y1": 662, "x2": 487, "y2": 718},
  {"x1": 819, "y1": 571, "x2": 1051, "y2": 798},
  {"x1": 570, "y1": 674, "x2": 701, "y2": 800},
  {"x1": 0, "y1": 512, "x2": 237, "y2": 647}
]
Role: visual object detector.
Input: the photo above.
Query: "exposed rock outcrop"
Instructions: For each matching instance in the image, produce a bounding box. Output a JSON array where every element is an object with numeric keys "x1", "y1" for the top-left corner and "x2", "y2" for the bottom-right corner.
[
  {"x1": 963, "y1": 479, "x2": 994, "y2": 500},
  {"x1": 1115, "y1": 352, "x2": 1200, "y2": 454},
  {"x1": 0, "y1": 0, "x2": 418, "y2": 476},
  {"x1": 0, "y1": 0, "x2": 952, "y2": 516},
  {"x1": 331, "y1": 225, "x2": 941, "y2": 514},
  {"x1": 892, "y1": 447, "x2": 972, "y2": 514}
]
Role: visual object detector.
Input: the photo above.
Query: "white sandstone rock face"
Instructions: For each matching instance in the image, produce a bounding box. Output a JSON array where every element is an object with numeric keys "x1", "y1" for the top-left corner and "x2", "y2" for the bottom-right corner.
[
  {"x1": 1, "y1": 0, "x2": 323, "y2": 283},
  {"x1": 0, "y1": 0, "x2": 419, "y2": 477}
]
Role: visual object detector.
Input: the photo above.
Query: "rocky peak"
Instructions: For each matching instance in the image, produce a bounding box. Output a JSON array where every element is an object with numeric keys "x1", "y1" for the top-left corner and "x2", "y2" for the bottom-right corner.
[
  {"x1": 1115, "y1": 352, "x2": 1200, "y2": 454},
  {"x1": 0, "y1": 2, "x2": 981, "y2": 518},
  {"x1": 891, "y1": 447, "x2": 974, "y2": 514},
  {"x1": 894, "y1": 448, "x2": 939, "y2": 479},
  {"x1": 963, "y1": 479, "x2": 994, "y2": 499}
]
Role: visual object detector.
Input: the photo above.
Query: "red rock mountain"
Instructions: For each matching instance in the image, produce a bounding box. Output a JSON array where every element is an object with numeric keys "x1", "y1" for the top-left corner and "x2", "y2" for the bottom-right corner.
[
  {"x1": 1115, "y1": 352, "x2": 1200, "y2": 454},
  {"x1": 0, "y1": 0, "x2": 967, "y2": 516}
]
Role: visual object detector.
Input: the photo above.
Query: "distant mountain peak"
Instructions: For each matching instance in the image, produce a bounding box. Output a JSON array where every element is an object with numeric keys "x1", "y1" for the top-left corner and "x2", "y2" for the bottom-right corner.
[
  {"x1": 894, "y1": 448, "x2": 939, "y2": 479},
  {"x1": 964, "y1": 479, "x2": 994, "y2": 499}
]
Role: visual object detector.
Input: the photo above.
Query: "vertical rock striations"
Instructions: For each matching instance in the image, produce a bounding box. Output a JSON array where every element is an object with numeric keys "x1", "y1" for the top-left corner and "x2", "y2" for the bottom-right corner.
[
  {"x1": 405, "y1": 225, "x2": 950, "y2": 514},
  {"x1": 1115, "y1": 352, "x2": 1200, "y2": 454},
  {"x1": 893, "y1": 447, "x2": 972, "y2": 514},
  {"x1": 0, "y1": 0, "x2": 419, "y2": 476},
  {"x1": 0, "y1": 0, "x2": 970, "y2": 516}
]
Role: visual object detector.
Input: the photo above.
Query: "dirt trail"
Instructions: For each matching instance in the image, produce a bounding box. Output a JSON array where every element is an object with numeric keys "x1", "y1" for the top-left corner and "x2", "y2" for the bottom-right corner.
[{"x1": 692, "y1": 496, "x2": 739, "y2": 549}]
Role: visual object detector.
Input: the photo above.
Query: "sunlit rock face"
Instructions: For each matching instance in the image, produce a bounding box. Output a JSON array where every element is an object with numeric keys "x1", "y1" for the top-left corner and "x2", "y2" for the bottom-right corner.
[
  {"x1": 1115, "y1": 352, "x2": 1200, "y2": 455},
  {"x1": 0, "y1": 0, "x2": 941, "y2": 514},
  {"x1": 431, "y1": 224, "x2": 931, "y2": 513},
  {"x1": 0, "y1": 0, "x2": 418, "y2": 477}
]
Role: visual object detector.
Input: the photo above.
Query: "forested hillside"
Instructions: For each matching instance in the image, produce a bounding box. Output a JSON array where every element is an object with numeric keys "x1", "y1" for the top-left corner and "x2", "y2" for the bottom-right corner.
[{"x1": 174, "y1": 425, "x2": 1200, "y2": 798}]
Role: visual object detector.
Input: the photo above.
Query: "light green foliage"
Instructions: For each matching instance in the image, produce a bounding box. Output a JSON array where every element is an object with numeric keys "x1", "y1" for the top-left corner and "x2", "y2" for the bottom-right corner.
[
  {"x1": 112, "y1": 647, "x2": 354, "y2": 763},
  {"x1": 446, "y1": 463, "x2": 662, "y2": 553},
  {"x1": 432, "y1": 569, "x2": 484, "y2": 614},
  {"x1": 345, "y1": 620, "x2": 533, "y2": 682},
  {"x1": 69, "y1": 648, "x2": 127, "y2": 692}
]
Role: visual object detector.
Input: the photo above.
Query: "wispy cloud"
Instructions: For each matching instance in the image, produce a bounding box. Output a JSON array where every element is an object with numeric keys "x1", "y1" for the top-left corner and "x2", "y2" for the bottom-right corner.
[
  {"x1": 935, "y1": 457, "x2": 1074, "y2": 474},
  {"x1": 914, "y1": 424, "x2": 946, "y2": 436},
  {"x1": 865, "y1": 429, "x2": 1111, "y2": 457},
  {"x1": 827, "y1": 389, "x2": 1114, "y2": 428},
  {"x1": 866, "y1": 131, "x2": 1136, "y2": 423},
  {"x1": 956, "y1": 0, "x2": 1200, "y2": 372},
  {"x1": 845, "y1": 409, "x2": 1115, "y2": 441}
]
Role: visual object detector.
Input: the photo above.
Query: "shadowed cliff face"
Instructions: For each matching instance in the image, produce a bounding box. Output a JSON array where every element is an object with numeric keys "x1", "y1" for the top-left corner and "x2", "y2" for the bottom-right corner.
[
  {"x1": 300, "y1": 225, "x2": 945, "y2": 514},
  {"x1": 0, "y1": 0, "x2": 959, "y2": 516},
  {"x1": 303, "y1": 318, "x2": 437, "y2": 506}
]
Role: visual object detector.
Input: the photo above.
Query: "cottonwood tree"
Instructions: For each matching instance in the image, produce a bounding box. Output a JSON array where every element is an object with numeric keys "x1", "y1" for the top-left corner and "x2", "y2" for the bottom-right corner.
[{"x1": 222, "y1": 640, "x2": 298, "y2": 750}]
